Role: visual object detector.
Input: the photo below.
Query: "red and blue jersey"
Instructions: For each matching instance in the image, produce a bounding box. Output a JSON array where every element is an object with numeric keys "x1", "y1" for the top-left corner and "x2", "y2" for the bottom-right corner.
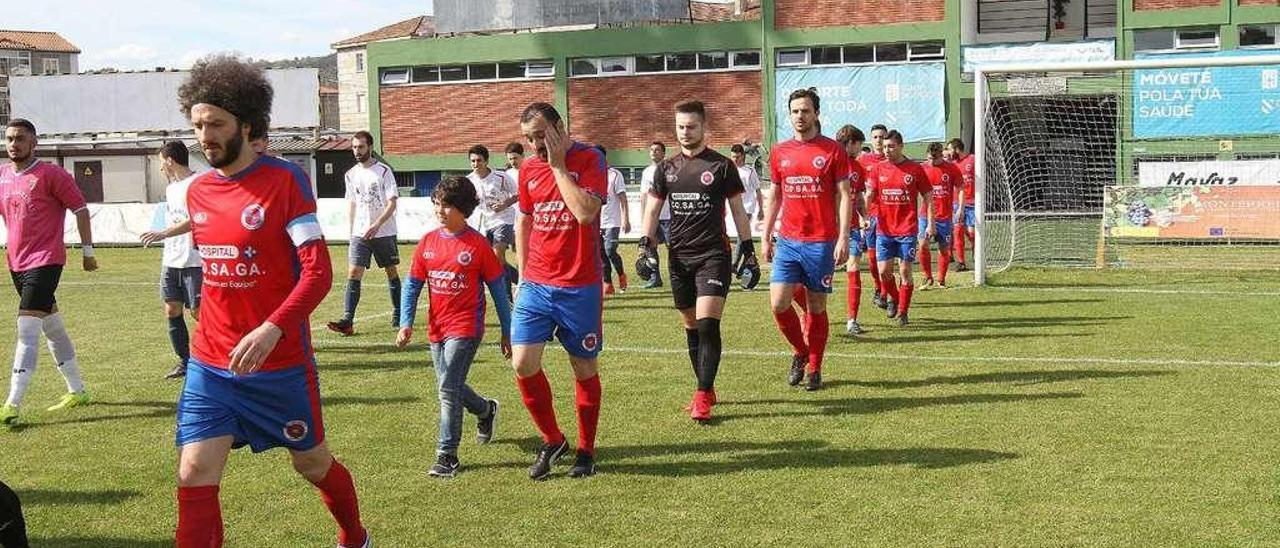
[
  {"x1": 857, "y1": 152, "x2": 886, "y2": 218},
  {"x1": 768, "y1": 135, "x2": 853, "y2": 242},
  {"x1": 187, "y1": 155, "x2": 330, "y2": 372},
  {"x1": 868, "y1": 159, "x2": 931, "y2": 238},
  {"x1": 954, "y1": 153, "x2": 976, "y2": 205},
  {"x1": 518, "y1": 142, "x2": 607, "y2": 287},
  {"x1": 921, "y1": 161, "x2": 963, "y2": 221},
  {"x1": 407, "y1": 227, "x2": 504, "y2": 343}
]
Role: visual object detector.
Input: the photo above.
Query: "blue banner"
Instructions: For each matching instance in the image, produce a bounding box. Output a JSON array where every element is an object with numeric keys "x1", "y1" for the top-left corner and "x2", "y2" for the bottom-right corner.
[
  {"x1": 774, "y1": 63, "x2": 946, "y2": 142},
  {"x1": 1133, "y1": 50, "x2": 1280, "y2": 139}
]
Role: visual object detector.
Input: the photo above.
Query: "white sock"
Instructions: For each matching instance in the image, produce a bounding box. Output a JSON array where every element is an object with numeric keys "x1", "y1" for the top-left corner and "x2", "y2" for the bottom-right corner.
[
  {"x1": 6, "y1": 316, "x2": 43, "y2": 407},
  {"x1": 41, "y1": 313, "x2": 85, "y2": 394}
]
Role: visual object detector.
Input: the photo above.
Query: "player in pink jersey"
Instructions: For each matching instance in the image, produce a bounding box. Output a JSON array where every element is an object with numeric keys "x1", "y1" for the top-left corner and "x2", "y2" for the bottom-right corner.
[
  {"x1": 833, "y1": 125, "x2": 869, "y2": 336},
  {"x1": 866, "y1": 131, "x2": 934, "y2": 327},
  {"x1": 761, "y1": 89, "x2": 853, "y2": 392},
  {"x1": 945, "y1": 138, "x2": 975, "y2": 271},
  {"x1": 858, "y1": 124, "x2": 890, "y2": 311},
  {"x1": 398, "y1": 176, "x2": 512, "y2": 478},
  {"x1": 1, "y1": 118, "x2": 98, "y2": 427},
  {"x1": 512, "y1": 103, "x2": 605, "y2": 479},
  {"x1": 919, "y1": 143, "x2": 964, "y2": 289},
  {"x1": 171, "y1": 56, "x2": 367, "y2": 548}
]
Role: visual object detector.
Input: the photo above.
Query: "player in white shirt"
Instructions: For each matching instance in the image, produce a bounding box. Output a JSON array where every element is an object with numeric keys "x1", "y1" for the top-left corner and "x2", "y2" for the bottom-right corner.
[
  {"x1": 595, "y1": 145, "x2": 631, "y2": 295},
  {"x1": 639, "y1": 141, "x2": 670, "y2": 289},
  {"x1": 468, "y1": 144, "x2": 520, "y2": 294},
  {"x1": 504, "y1": 141, "x2": 524, "y2": 188},
  {"x1": 729, "y1": 143, "x2": 765, "y2": 268},
  {"x1": 139, "y1": 141, "x2": 203, "y2": 379},
  {"x1": 328, "y1": 131, "x2": 401, "y2": 336}
]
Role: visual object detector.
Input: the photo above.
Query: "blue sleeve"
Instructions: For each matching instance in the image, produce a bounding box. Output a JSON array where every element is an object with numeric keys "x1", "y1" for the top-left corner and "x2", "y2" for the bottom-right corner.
[
  {"x1": 485, "y1": 277, "x2": 512, "y2": 339},
  {"x1": 400, "y1": 276, "x2": 426, "y2": 328}
]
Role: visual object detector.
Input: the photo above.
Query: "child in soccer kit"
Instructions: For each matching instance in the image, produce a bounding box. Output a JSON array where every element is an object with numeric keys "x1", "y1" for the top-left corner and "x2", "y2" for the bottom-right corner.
[{"x1": 398, "y1": 176, "x2": 512, "y2": 478}]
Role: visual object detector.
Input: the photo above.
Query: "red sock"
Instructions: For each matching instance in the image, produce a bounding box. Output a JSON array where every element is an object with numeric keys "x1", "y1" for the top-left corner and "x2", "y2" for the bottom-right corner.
[
  {"x1": 773, "y1": 309, "x2": 809, "y2": 356},
  {"x1": 804, "y1": 312, "x2": 828, "y2": 373},
  {"x1": 866, "y1": 248, "x2": 882, "y2": 294},
  {"x1": 939, "y1": 250, "x2": 951, "y2": 284},
  {"x1": 899, "y1": 282, "x2": 915, "y2": 316},
  {"x1": 792, "y1": 286, "x2": 809, "y2": 314},
  {"x1": 954, "y1": 224, "x2": 966, "y2": 263},
  {"x1": 884, "y1": 274, "x2": 899, "y2": 303},
  {"x1": 516, "y1": 369, "x2": 565, "y2": 446},
  {"x1": 919, "y1": 247, "x2": 933, "y2": 280},
  {"x1": 846, "y1": 270, "x2": 862, "y2": 320},
  {"x1": 176, "y1": 485, "x2": 223, "y2": 548},
  {"x1": 574, "y1": 375, "x2": 601, "y2": 456},
  {"x1": 312, "y1": 460, "x2": 366, "y2": 548}
]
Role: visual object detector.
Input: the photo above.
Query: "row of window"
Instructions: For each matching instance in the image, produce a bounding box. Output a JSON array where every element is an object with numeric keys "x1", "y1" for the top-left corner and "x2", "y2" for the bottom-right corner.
[
  {"x1": 776, "y1": 42, "x2": 945, "y2": 67},
  {"x1": 381, "y1": 60, "x2": 555, "y2": 85},
  {"x1": 1134, "y1": 25, "x2": 1280, "y2": 53},
  {"x1": 570, "y1": 50, "x2": 760, "y2": 77}
]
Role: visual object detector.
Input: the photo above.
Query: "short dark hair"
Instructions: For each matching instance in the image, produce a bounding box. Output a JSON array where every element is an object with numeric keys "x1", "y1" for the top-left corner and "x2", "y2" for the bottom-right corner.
[
  {"x1": 947, "y1": 138, "x2": 966, "y2": 152},
  {"x1": 433, "y1": 175, "x2": 480, "y2": 218},
  {"x1": 787, "y1": 88, "x2": 820, "y2": 113},
  {"x1": 870, "y1": 124, "x2": 888, "y2": 133},
  {"x1": 674, "y1": 100, "x2": 706, "y2": 119},
  {"x1": 178, "y1": 54, "x2": 273, "y2": 141},
  {"x1": 730, "y1": 143, "x2": 745, "y2": 154},
  {"x1": 927, "y1": 142, "x2": 944, "y2": 158},
  {"x1": 650, "y1": 141, "x2": 666, "y2": 151},
  {"x1": 159, "y1": 140, "x2": 189, "y2": 166},
  {"x1": 468, "y1": 144, "x2": 490, "y2": 161},
  {"x1": 886, "y1": 130, "x2": 905, "y2": 144},
  {"x1": 504, "y1": 142, "x2": 524, "y2": 155},
  {"x1": 834, "y1": 124, "x2": 865, "y2": 146},
  {"x1": 520, "y1": 102, "x2": 561, "y2": 124},
  {"x1": 352, "y1": 131, "x2": 374, "y2": 147},
  {"x1": 594, "y1": 144, "x2": 607, "y2": 157},
  {"x1": 5, "y1": 118, "x2": 36, "y2": 135}
]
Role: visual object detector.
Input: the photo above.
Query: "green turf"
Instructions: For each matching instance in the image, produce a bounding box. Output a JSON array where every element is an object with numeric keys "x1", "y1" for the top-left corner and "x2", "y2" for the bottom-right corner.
[{"x1": 1, "y1": 246, "x2": 1278, "y2": 547}]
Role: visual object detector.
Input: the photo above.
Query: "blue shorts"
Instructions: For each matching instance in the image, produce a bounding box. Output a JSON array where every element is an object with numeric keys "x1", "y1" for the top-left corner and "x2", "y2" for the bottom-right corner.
[
  {"x1": 770, "y1": 236, "x2": 835, "y2": 293},
  {"x1": 876, "y1": 235, "x2": 919, "y2": 263},
  {"x1": 512, "y1": 281, "x2": 603, "y2": 358},
  {"x1": 962, "y1": 205, "x2": 975, "y2": 227},
  {"x1": 176, "y1": 360, "x2": 325, "y2": 453},
  {"x1": 849, "y1": 217, "x2": 877, "y2": 258},
  {"x1": 918, "y1": 219, "x2": 953, "y2": 248}
]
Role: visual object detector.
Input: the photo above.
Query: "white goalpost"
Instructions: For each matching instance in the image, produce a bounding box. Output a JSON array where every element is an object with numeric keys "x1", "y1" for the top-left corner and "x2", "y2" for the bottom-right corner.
[{"x1": 973, "y1": 54, "x2": 1280, "y2": 285}]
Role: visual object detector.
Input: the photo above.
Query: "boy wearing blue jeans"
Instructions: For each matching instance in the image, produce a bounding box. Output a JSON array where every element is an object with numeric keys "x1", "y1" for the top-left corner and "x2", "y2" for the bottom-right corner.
[{"x1": 398, "y1": 176, "x2": 513, "y2": 478}]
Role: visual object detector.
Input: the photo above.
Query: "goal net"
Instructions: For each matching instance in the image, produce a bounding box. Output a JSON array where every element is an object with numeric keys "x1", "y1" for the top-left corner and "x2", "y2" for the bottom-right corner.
[{"x1": 974, "y1": 54, "x2": 1280, "y2": 284}]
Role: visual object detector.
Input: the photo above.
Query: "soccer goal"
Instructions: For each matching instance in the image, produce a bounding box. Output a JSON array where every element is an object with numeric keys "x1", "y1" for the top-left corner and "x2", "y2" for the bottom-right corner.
[{"x1": 973, "y1": 54, "x2": 1280, "y2": 285}]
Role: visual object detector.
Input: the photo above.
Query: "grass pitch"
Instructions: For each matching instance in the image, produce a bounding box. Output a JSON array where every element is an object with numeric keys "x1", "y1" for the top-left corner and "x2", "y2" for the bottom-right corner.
[{"x1": 1, "y1": 245, "x2": 1277, "y2": 547}]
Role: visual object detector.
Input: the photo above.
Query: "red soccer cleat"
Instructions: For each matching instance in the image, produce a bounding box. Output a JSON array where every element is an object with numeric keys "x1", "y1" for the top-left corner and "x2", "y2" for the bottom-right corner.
[
  {"x1": 603, "y1": 282, "x2": 615, "y2": 296},
  {"x1": 690, "y1": 390, "x2": 712, "y2": 422},
  {"x1": 617, "y1": 273, "x2": 628, "y2": 293}
]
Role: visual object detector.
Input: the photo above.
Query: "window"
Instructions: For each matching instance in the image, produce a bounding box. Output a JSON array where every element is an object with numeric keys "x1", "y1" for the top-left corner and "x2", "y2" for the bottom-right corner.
[
  {"x1": 776, "y1": 49, "x2": 808, "y2": 66},
  {"x1": 438, "y1": 65, "x2": 466, "y2": 82},
  {"x1": 909, "y1": 42, "x2": 945, "y2": 60},
  {"x1": 498, "y1": 62, "x2": 526, "y2": 79},
  {"x1": 468, "y1": 63, "x2": 497, "y2": 80},
  {"x1": 1134, "y1": 28, "x2": 1220, "y2": 53},
  {"x1": 1175, "y1": 28, "x2": 1219, "y2": 50},
  {"x1": 666, "y1": 53, "x2": 696, "y2": 71},
  {"x1": 355, "y1": 92, "x2": 366, "y2": 113},
  {"x1": 1133, "y1": 29, "x2": 1175, "y2": 52},
  {"x1": 571, "y1": 59, "x2": 599, "y2": 76},
  {"x1": 600, "y1": 57, "x2": 630, "y2": 73},
  {"x1": 810, "y1": 47, "x2": 843, "y2": 65},
  {"x1": 731, "y1": 51, "x2": 760, "y2": 67},
  {"x1": 525, "y1": 61, "x2": 555, "y2": 77},
  {"x1": 697, "y1": 51, "x2": 729, "y2": 70},
  {"x1": 1240, "y1": 25, "x2": 1279, "y2": 48},
  {"x1": 355, "y1": 52, "x2": 365, "y2": 72},
  {"x1": 636, "y1": 54, "x2": 665, "y2": 73},
  {"x1": 876, "y1": 43, "x2": 908, "y2": 62},
  {"x1": 842, "y1": 45, "x2": 874, "y2": 64},
  {"x1": 379, "y1": 68, "x2": 409, "y2": 85},
  {"x1": 411, "y1": 66, "x2": 438, "y2": 83},
  {"x1": 42, "y1": 58, "x2": 59, "y2": 75}
]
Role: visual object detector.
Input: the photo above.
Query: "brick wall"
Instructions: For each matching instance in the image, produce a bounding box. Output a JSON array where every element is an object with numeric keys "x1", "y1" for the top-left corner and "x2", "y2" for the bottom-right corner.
[
  {"x1": 773, "y1": 0, "x2": 945, "y2": 29},
  {"x1": 1133, "y1": 0, "x2": 1220, "y2": 9},
  {"x1": 568, "y1": 71, "x2": 763, "y2": 152},
  {"x1": 379, "y1": 80, "x2": 554, "y2": 155},
  {"x1": 1236, "y1": 0, "x2": 1277, "y2": 6}
]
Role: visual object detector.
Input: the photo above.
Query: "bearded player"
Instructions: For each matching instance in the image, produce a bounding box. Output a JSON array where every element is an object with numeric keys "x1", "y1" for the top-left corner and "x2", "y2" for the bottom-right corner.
[
  {"x1": 761, "y1": 89, "x2": 852, "y2": 392},
  {"x1": 859, "y1": 124, "x2": 889, "y2": 311},
  {"x1": 919, "y1": 143, "x2": 963, "y2": 288},
  {"x1": 867, "y1": 130, "x2": 933, "y2": 327},
  {"x1": 945, "y1": 138, "x2": 975, "y2": 271}
]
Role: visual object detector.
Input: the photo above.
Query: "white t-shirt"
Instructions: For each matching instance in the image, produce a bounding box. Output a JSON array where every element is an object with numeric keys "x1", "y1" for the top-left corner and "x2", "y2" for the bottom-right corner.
[
  {"x1": 737, "y1": 164, "x2": 761, "y2": 216},
  {"x1": 600, "y1": 167, "x2": 628, "y2": 230},
  {"x1": 345, "y1": 160, "x2": 399, "y2": 238},
  {"x1": 640, "y1": 164, "x2": 671, "y2": 221},
  {"x1": 469, "y1": 169, "x2": 517, "y2": 230},
  {"x1": 506, "y1": 167, "x2": 520, "y2": 188},
  {"x1": 164, "y1": 174, "x2": 201, "y2": 269}
]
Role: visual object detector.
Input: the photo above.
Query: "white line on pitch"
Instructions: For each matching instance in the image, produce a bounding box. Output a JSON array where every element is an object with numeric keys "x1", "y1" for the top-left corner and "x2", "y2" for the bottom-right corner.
[{"x1": 986, "y1": 286, "x2": 1280, "y2": 297}]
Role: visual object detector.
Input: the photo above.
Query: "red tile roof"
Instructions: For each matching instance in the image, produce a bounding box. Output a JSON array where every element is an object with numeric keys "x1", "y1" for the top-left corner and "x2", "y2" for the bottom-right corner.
[
  {"x1": 0, "y1": 29, "x2": 80, "y2": 53},
  {"x1": 332, "y1": 16, "x2": 434, "y2": 49}
]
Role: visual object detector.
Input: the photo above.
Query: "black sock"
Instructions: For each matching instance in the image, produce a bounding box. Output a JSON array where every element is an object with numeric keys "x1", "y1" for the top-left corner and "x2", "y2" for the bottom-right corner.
[
  {"x1": 684, "y1": 327, "x2": 700, "y2": 378},
  {"x1": 167, "y1": 314, "x2": 189, "y2": 363},
  {"x1": 388, "y1": 277, "x2": 402, "y2": 319},
  {"x1": 343, "y1": 279, "x2": 361, "y2": 321},
  {"x1": 696, "y1": 318, "x2": 722, "y2": 392}
]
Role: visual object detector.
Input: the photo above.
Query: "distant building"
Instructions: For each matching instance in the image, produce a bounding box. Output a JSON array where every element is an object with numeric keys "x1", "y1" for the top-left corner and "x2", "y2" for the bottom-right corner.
[
  {"x1": 331, "y1": 15, "x2": 435, "y2": 132},
  {"x1": 0, "y1": 29, "x2": 80, "y2": 124}
]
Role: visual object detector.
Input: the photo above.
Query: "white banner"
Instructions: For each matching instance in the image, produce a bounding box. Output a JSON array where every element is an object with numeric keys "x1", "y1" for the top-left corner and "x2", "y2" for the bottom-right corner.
[
  {"x1": 962, "y1": 40, "x2": 1115, "y2": 73},
  {"x1": 1137, "y1": 159, "x2": 1280, "y2": 188}
]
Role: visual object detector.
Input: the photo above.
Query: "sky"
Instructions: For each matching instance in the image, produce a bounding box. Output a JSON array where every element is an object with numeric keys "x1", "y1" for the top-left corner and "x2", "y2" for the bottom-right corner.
[{"x1": 17, "y1": 1, "x2": 433, "y2": 71}]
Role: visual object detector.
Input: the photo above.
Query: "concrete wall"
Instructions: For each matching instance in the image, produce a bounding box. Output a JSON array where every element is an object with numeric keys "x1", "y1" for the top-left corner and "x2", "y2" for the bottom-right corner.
[
  {"x1": 337, "y1": 48, "x2": 370, "y2": 131},
  {"x1": 55, "y1": 155, "x2": 149, "y2": 203}
]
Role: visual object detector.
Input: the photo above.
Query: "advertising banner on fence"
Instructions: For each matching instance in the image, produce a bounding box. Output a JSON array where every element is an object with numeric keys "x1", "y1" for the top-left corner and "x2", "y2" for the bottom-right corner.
[
  {"x1": 1132, "y1": 50, "x2": 1280, "y2": 139},
  {"x1": 775, "y1": 63, "x2": 946, "y2": 142},
  {"x1": 962, "y1": 40, "x2": 1115, "y2": 73},
  {"x1": 1103, "y1": 185, "x2": 1280, "y2": 239},
  {"x1": 1137, "y1": 158, "x2": 1280, "y2": 187}
]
